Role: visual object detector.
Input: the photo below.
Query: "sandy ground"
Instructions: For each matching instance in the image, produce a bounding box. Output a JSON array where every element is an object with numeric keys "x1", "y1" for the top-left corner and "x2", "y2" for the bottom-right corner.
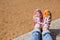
[{"x1": 0, "y1": 0, "x2": 60, "y2": 40}]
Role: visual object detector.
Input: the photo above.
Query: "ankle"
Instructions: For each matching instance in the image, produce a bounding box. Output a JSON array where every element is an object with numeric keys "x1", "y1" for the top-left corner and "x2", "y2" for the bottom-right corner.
[
  {"x1": 34, "y1": 23, "x2": 41, "y2": 29},
  {"x1": 43, "y1": 27, "x2": 49, "y2": 31}
]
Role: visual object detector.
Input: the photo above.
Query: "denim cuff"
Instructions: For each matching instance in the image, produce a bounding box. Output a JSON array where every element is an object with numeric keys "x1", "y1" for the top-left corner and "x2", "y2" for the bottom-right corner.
[
  {"x1": 42, "y1": 30, "x2": 51, "y2": 35},
  {"x1": 32, "y1": 29, "x2": 41, "y2": 33}
]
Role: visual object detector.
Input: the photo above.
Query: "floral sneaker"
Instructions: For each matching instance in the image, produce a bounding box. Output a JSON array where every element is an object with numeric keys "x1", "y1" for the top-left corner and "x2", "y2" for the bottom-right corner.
[
  {"x1": 43, "y1": 9, "x2": 51, "y2": 27},
  {"x1": 33, "y1": 9, "x2": 43, "y2": 29}
]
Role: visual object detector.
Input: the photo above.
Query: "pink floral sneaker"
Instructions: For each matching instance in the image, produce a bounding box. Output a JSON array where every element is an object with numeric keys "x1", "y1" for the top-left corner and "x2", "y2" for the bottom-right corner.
[
  {"x1": 43, "y1": 9, "x2": 51, "y2": 27},
  {"x1": 33, "y1": 9, "x2": 43, "y2": 29}
]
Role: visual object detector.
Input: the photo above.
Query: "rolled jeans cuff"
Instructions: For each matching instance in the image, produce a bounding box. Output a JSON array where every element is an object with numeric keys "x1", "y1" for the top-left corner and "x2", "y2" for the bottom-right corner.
[
  {"x1": 42, "y1": 30, "x2": 51, "y2": 36},
  {"x1": 32, "y1": 29, "x2": 40, "y2": 33}
]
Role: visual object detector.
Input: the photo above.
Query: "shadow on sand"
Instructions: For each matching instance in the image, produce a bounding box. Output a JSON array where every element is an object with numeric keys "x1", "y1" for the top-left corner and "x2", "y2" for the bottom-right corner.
[{"x1": 50, "y1": 29, "x2": 60, "y2": 40}]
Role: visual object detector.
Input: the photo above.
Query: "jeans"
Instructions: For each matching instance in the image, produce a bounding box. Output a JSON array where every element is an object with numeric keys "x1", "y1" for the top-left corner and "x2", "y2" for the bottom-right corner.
[{"x1": 30, "y1": 29, "x2": 53, "y2": 40}]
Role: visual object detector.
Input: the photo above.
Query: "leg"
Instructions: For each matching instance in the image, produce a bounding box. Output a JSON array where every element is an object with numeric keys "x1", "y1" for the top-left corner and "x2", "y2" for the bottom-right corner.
[
  {"x1": 30, "y1": 29, "x2": 41, "y2": 40},
  {"x1": 42, "y1": 10, "x2": 53, "y2": 40},
  {"x1": 30, "y1": 9, "x2": 43, "y2": 40},
  {"x1": 42, "y1": 30, "x2": 52, "y2": 40}
]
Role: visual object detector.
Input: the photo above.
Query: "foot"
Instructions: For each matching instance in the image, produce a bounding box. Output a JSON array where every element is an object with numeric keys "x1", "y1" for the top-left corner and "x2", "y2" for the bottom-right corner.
[
  {"x1": 43, "y1": 9, "x2": 51, "y2": 31},
  {"x1": 33, "y1": 9, "x2": 43, "y2": 29}
]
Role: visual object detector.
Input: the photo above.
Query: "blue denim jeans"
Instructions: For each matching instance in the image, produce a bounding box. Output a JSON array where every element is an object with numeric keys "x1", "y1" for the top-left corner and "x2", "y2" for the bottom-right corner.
[{"x1": 30, "y1": 29, "x2": 53, "y2": 40}]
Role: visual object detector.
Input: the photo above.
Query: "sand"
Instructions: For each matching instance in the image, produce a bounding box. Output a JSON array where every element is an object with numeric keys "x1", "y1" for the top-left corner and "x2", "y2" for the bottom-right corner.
[{"x1": 0, "y1": 0, "x2": 60, "y2": 40}]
